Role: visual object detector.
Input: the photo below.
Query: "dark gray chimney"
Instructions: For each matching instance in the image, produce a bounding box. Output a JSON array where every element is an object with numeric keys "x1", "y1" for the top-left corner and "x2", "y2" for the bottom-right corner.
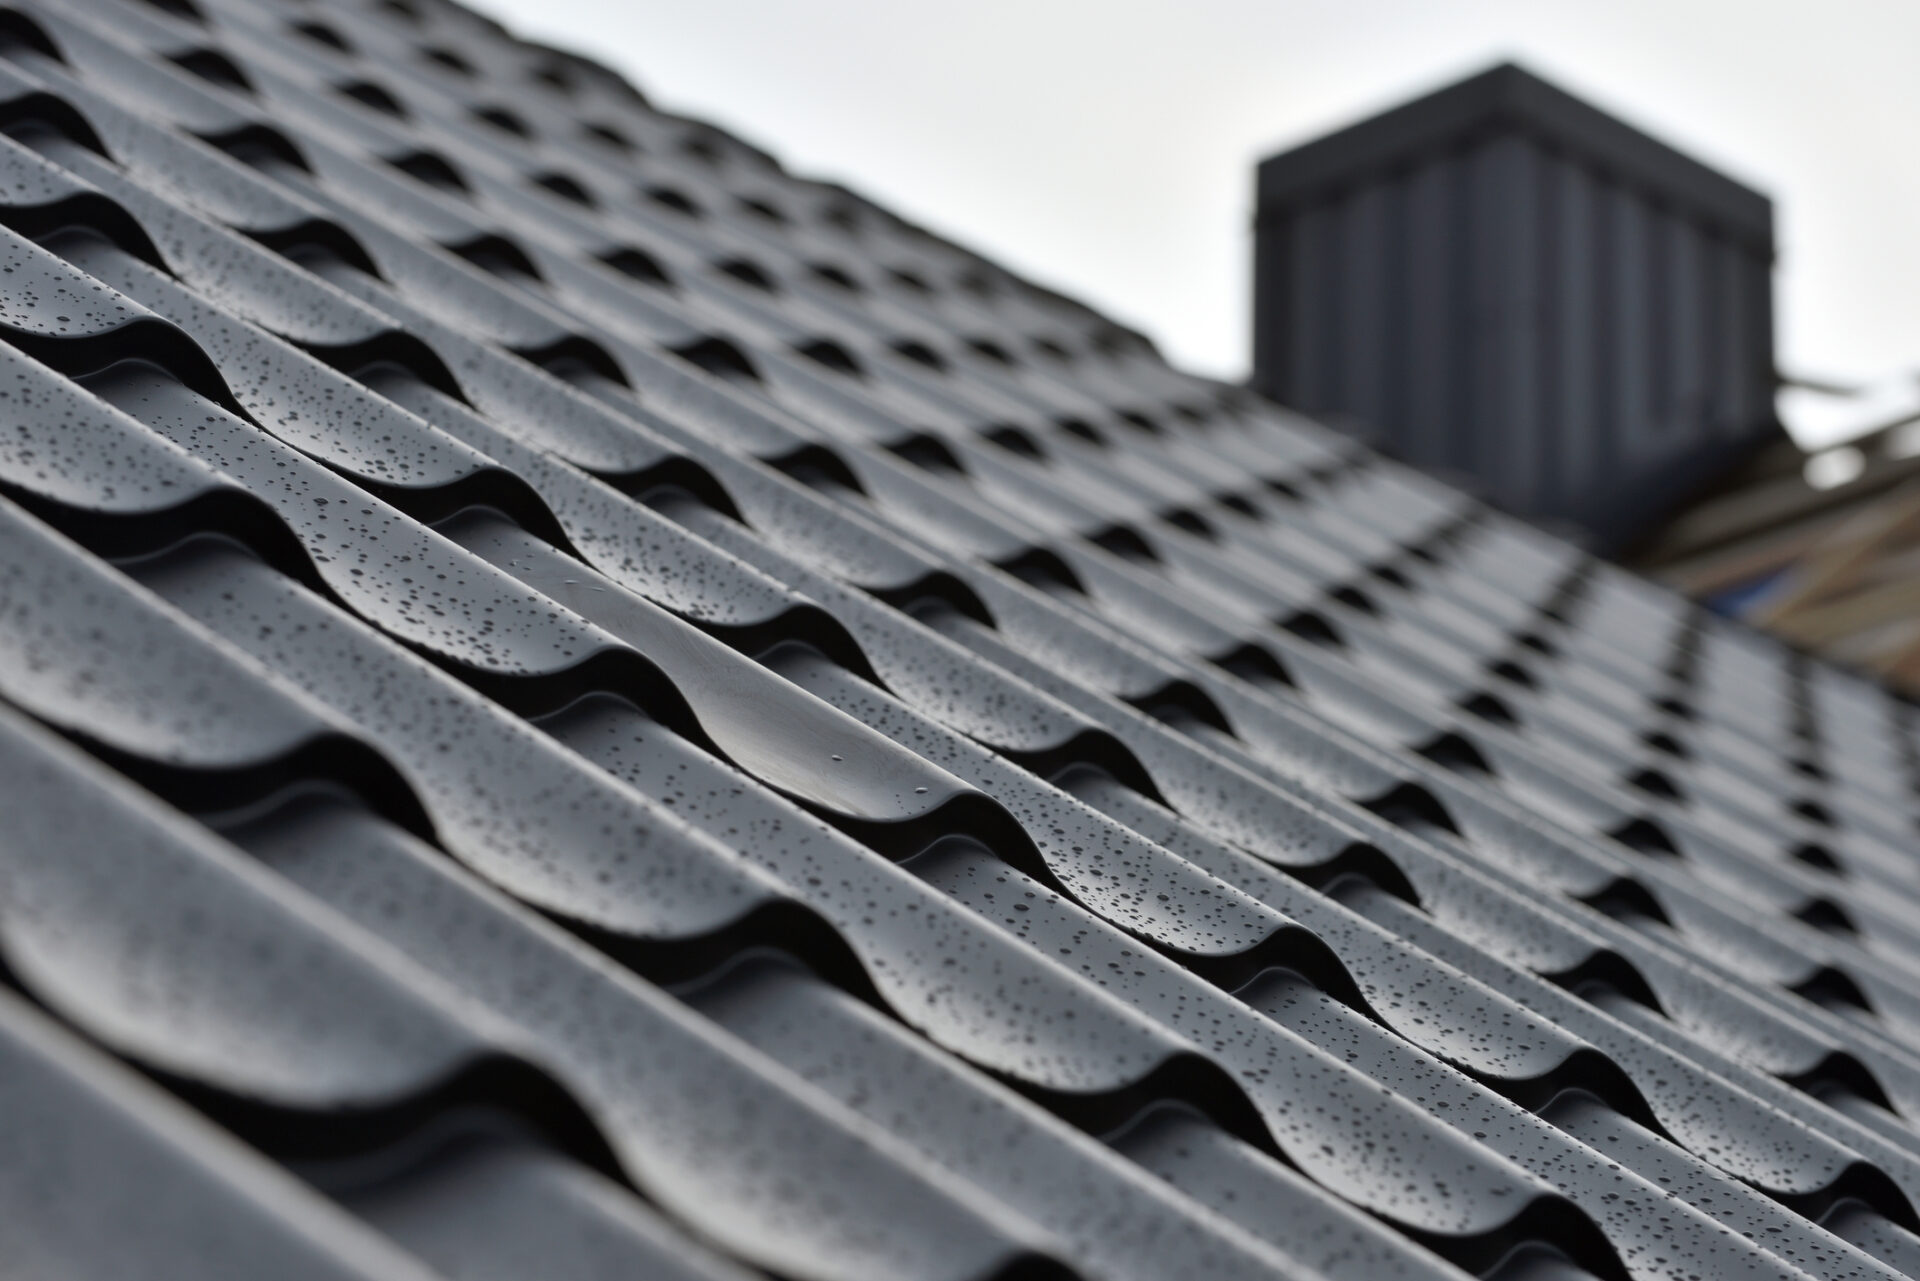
[{"x1": 1252, "y1": 63, "x2": 1780, "y2": 551}]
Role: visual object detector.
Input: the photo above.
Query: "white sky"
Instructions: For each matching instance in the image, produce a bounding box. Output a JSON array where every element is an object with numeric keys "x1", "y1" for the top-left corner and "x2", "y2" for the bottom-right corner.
[{"x1": 468, "y1": 0, "x2": 1920, "y2": 425}]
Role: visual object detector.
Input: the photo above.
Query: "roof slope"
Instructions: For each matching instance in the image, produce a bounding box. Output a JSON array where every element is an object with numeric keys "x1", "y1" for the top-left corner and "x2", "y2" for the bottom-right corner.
[{"x1": 0, "y1": 2, "x2": 1919, "y2": 1279}]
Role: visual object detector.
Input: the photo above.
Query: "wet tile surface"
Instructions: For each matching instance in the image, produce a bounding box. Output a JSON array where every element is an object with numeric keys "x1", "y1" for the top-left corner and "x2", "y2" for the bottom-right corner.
[{"x1": 2, "y1": 1, "x2": 1920, "y2": 1277}]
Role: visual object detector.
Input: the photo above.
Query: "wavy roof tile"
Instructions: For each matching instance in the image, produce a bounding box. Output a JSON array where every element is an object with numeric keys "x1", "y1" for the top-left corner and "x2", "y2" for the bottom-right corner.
[{"x1": 1, "y1": 0, "x2": 1919, "y2": 1278}]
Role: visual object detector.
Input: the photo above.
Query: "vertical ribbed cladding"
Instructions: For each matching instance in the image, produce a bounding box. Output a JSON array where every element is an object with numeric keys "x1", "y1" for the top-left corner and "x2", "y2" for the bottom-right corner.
[{"x1": 1252, "y1": 63, "x2": 1780, "y2": 552}]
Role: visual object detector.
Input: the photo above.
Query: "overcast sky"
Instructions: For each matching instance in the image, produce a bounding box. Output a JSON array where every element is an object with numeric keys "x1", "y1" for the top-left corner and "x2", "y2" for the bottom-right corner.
[{"x1": 468, "y1": 0, "x2": 1920, "y2": 422}]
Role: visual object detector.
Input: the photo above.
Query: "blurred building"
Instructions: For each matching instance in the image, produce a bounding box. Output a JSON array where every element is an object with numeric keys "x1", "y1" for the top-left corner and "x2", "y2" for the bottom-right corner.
[
  {"x1": 1253, "y1": 63, "x2": 1920, "y2": 692},
  {"x1": 1635, "y1": 378, "x2": 1920, "y2": 686}
]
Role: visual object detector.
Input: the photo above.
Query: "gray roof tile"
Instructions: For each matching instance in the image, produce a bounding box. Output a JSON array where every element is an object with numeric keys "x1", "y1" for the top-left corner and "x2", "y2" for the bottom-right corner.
[{"x1": 2, "y1": 0, "x2": 1920, "y2": 1276}]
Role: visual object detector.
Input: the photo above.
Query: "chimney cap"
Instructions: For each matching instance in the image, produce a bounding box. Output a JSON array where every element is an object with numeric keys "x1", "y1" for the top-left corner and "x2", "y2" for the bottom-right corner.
[{"x1": 1256, "y1": 62, "x2": 1771, "y2": 249}]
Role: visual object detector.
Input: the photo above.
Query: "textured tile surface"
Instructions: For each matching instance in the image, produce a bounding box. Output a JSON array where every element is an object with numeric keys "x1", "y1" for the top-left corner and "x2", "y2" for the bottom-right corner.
[{"x1": 1, "y1": 1, "x2": 1919, "y2": 1277}]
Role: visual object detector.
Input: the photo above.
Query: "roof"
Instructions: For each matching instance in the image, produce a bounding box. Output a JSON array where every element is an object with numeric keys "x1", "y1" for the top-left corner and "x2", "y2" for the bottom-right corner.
[{"x1": 1, "y1": 2, "x2": 1919, "y2": 1280}]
